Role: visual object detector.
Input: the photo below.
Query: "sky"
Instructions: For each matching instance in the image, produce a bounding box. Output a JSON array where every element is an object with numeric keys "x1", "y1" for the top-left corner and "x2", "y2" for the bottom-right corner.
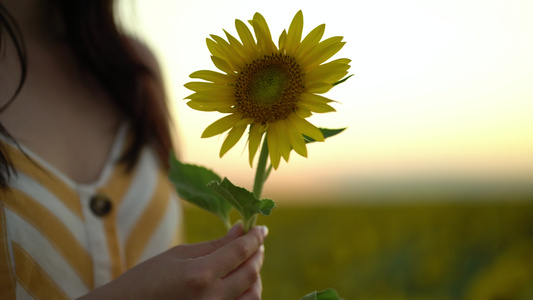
[{"x1": 118, "y1": 0, "x2": 533, "y2": 200}]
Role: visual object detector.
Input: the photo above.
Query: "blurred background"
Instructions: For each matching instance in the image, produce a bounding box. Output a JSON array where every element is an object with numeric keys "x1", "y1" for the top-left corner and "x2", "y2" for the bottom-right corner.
[{"x1": 119, "y1": 0, "x2": 533, "y2": 299}]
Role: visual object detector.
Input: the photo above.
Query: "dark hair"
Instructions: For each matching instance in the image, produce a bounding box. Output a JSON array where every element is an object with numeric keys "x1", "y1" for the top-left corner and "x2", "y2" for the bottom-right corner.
[{"x1": 0, "y1": 1, "x2": 173, "y2": 188}]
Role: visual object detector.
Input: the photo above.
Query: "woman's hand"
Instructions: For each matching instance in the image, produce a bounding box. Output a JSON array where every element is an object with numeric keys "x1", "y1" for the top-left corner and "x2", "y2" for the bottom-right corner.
[{"x1": 79, "y1": 223, "x2": 268, "y2": 300}]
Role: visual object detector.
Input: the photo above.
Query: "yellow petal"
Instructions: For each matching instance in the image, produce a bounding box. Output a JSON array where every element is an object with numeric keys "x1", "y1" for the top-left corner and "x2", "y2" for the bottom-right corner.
[
  {"x1": 301, "y1": 37, "x2": 345, "y2": 69},
  {"x1": 189, "y1": 70, "x2": 233, "y2": 84},
  {"x1": 235, "y1": 19, "x2": 257, "y2": 58},
  {"x1": 288, "y1": 114, "x2": 324, "y2": 142},
  {"x1": 248, "y1": 123, "x2": 267, "y2": 166},
  {"x1": 329, "y1": 58, "x2": 352, "y2": 65},
  {"x1": 220, "y1": 124, "x2": 247, "y2": 157},
  {"x1": 223, "y1": 29, "x2": 244, "y2": 49},
  {"x1": 186, "y1": 94, "x2": 234, "y2": 105},
  {"x1": 223, "y1": 29, "x2": 247, "y2": 64},
  {"x1": 266, "y1": 126, "x2": 281, "y2": 169},
  {"x1": 294, "y1": 24, "x2": 325, "y2": 60},
  {"x1": 275, "y1": 120, "x2": 292, "y2": 162},
  {"x1": 184, "y1": 81, "x2": 225, "y2": 92},
  {"x1": 306, "y1": 60, "x2": 350, "y2": 85},
  {"x1": 300, "y1": 93, "x2": 335, "y2": 105},
  {"x1": 295, "y1": 106, "x2": 312, "y2": 118},
  {"x1": 188, "y1": 101, "x2": 234, "y2": 113},
  {"x1": 285, "y1": 120, "x2": 308, "y2": 157},
  {"x1": 185, "y1": 90, "x2": 234, "y2": 101},
  {"x1": 201, "y1": 113, "x2": 242, "y2": 138},
  {"x1": 300, "y1": 36, "x2": 343, "y2": 62},
  {"x1": 285, "y1": 10, "x2": 303, "y2": 54},
  {"x1": 278, "y1": 29, "x2": 287, "y2": 51},
  {"x1": 299, "y1": 100, "x2": 336, "y2": 114},
  {"x1": 251, "y1": 13, "x2": 277, "y2": 54},
  {"x1": 210, "y1": 56, "x2": 235, "y2": 75},
  {"x1": 206, "y1": 38, "x2": 224, "y2": 58},
  {"x1": 235, "y1": 118, "x2": 254, "y2": 127},
  {"x1": 305, "y1": 82, "x2": 333, "y2": 94},
  {"x1": 210, "y1": 34, "x2": 244, "y2": 69},
  {"x1": 186, "y1": 95, "x2": 234, "y2": 106}
]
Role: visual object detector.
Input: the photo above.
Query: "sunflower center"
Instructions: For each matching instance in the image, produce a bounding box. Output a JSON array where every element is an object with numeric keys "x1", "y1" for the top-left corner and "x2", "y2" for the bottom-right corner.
[{"x1": 235, "y1": 53, "x2": 304, "y2": 123}]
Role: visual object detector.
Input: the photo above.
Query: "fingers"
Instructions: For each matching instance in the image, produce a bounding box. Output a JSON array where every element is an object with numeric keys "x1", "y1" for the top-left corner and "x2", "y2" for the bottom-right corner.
[
  {"x1": 130, "y1": 224, "x2": 268, "y2": 300},
  {"x1": 170, "y1": 222, "x2": 244, "y2": 259},
  {"x1": 221, "y1": 244, "x2": 265, "y2": 299},
  {"x1": 209, "y1": 225, "x2": 268, "y2": 279},
  {"x1": 234, "y1": 275, "x2": 263, "y2": 300}
]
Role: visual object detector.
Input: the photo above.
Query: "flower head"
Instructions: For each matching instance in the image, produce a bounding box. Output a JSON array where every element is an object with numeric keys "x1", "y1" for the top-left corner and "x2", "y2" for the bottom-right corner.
[{"x1": 184, "y1": 11, "x2": 350, "y2": 169}]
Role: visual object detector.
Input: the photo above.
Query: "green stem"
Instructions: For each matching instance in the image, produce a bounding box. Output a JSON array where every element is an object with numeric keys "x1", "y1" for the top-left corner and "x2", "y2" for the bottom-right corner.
[
  {"x1": 252, "y1": 138, "x2": 269, "y2": 199},
  {"x1": 245, "y1": 138, "x2": 269, "y2": 232},
  {"x1": 244, "y1": 215, "x2": 257, "y2": 233}
]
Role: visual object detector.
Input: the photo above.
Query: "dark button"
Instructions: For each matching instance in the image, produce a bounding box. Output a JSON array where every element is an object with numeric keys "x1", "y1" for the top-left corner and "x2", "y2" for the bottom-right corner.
[{"x1": 90, "y1": 194, "x2": 112, "y2": 217}]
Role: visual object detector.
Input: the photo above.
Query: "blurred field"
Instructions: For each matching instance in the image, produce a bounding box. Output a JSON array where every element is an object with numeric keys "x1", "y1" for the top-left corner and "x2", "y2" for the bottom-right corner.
[{"x1": 182, "y1": 198, "x2": 533, "y2": 300}]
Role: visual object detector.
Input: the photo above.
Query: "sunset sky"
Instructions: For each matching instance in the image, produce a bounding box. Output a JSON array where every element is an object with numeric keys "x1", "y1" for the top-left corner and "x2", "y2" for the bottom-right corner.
[{"x1": 119, "y1": 0, "x2": 533, "y2": 200}]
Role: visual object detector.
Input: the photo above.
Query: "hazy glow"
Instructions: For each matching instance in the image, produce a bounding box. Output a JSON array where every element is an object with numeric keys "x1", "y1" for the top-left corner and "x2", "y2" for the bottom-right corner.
[{"x1": 120, "y1": 0, "x2": 533, "y2": 197}]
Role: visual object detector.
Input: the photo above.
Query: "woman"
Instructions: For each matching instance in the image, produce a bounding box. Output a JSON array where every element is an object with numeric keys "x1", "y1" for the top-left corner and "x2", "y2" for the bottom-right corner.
[{"x1": 0, "y1": 0, "x2": 267, "y2": 299}]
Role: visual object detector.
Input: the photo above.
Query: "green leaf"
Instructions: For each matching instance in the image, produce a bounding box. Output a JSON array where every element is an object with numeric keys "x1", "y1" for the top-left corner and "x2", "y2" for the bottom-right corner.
[
  {"x1": 332, "y1": 74, "x2": 353, "y2": 86},
  {"x1": 304, "y1": 127, "x2": 346, "y2": 143},
  {"x1": 300, "y1": 288, "x2": 342, "y2": 300},
  {"x1": 168, "y1": 153, "x2": 233, "y2": 228},
  {"x1": 259, "y1": 199, "x2": 276, "y2": 215},
  {"x1": 209, "y1": 177, "x2": 276, "y2": 222}
]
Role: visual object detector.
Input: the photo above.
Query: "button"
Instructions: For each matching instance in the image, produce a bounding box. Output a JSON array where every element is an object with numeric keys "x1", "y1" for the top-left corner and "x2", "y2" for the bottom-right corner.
[{"x1": 90, "y1": 194, "x2": 112, "y2": 217}]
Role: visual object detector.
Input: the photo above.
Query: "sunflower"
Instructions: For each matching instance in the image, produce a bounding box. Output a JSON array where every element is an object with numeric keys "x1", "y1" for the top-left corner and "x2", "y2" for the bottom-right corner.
[{"x1": 184, "y1": 10, "x2": 350, "y2": 169}]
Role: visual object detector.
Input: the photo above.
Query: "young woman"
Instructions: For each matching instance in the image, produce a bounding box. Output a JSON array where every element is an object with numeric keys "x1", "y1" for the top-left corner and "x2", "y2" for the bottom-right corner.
[{"x1": 0, "y1": 1, "x2": 267, "y2": 299}]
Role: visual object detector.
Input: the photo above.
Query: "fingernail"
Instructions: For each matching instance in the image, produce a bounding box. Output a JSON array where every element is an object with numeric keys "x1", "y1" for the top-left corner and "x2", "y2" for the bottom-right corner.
[{"x1": 260, "y1": 225, "x2": 269, "y2": 237}]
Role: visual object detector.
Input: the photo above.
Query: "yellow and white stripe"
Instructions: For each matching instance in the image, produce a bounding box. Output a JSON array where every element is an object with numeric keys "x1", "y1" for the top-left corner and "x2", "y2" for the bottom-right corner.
[{"x1": 0, "y1": 124, "x2": 183, "y2": 299}]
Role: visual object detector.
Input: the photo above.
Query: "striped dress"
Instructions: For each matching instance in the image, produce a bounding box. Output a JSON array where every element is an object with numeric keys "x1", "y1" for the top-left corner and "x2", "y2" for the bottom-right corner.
[{"x1": 0, "y1": 123, "x2": 183, "y2": 299}]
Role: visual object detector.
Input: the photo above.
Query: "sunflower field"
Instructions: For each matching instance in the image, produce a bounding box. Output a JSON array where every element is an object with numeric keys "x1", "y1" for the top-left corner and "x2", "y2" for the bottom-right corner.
[{"x1": 183, "y1": 195, "x2": 533, "y2": 300}]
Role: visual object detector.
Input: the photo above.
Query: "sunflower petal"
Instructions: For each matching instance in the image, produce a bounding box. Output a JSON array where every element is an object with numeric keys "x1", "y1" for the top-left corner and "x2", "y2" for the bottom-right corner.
[
  {"x1": 184, "y1": 81, "x2": 228, "y2": 92},
  {"x1": 295, "y1": 24, "x2": 325, "y2": 60},
  {"x1": 206, "y1": 38, "x2": 224, "y2": 58},
  {"x1": 306, "y1": 60, "x2": 350, "y2": 85},
  {"x1": 220, "y1": 124, "x2": 247, "y2": 157},
  {"x1": 329, "y1": 58, "x2": 352, "y2": 65},
  {"x1": 223, "y1": 29, "x2": 244, "y2": 49},
  {"x1": 299, "y1": 100, "x2": 336, "y2": 114},
  {"x1": 235, "y1": 19, "x2": 257, "y2": 58},
  {"x1": 202, "y1": 113, "x2": 242, "y2": 138},
  {"x1": 301, "y1": 37, "x2": 346, "y2": 68},
  {"x1": 300, "y1": 93, "x2": 335, "y2": 105},
  {"x1": 288, "y1": 114, "x2": 324, "y2": 142},
  {"x1": 186, "y1": 95, "x2": 234, "y2": 106},
  {"x1": 189, "y1": 70, "x2": 233, "y2": 84},
  {"x1": 278, "y1": 29, "x2": 287, "y2": 51},
  {"x1": 285, "y1": 10, "x2": 303, "y2": 54},
  {"x1": 211, "y1": 56, "x2": 235, "y2": 75},
  {"x1": 248, "y1": 123, "x2": 267, "y2": 166},
  {"x1": 286, "y1": 120, "x2": 308, "y2": 157},
  {"x1": 266, "y1": 125, "x2": 281, "y2": 169},
  {"x1": 210, "y1": 34, "x2": 244, "y2": 69},
  {"x1": 185, "y1": 89, "x2": 234, "y2": 101},
  {"x1": 224, "y1": 29, "x2": 247, "y2": 63},
  {"x1": 251, "y1": 13, "x2": 277, "y2": 54},
  {"x1": 187, "y1": 101, "x2": 234, "y2": 113},
  {"x1": 235, "y1": 118, "x2": 254, "y2": 127},
  {"x1": 295, "y1": 106, "x2": 313, "y2": 118},
  {"x1": 275, "y1": 120, "x2": 292, "y2": 162},
  {"x1": 305, "y1": 82, "x2": 333, "y2": 94}
]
